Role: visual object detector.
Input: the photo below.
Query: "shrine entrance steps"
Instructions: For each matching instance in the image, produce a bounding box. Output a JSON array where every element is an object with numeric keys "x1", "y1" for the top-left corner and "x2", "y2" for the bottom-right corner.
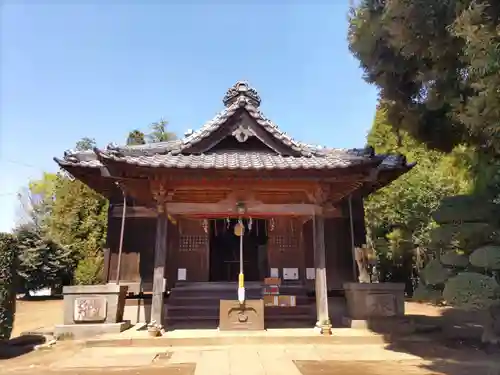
[{"x1": 165, "y1": 281, "x2": 317, "y2": 329}]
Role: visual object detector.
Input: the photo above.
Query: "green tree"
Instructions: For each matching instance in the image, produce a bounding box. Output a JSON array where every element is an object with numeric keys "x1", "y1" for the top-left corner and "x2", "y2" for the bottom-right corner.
[
  {"x1": 16, "y1": 173, "x2": 58, "y2": 234},
  {"x1": 147, "y1": 118, "x2": 177, "y2": 143},
  {"x1": 365, "y1": 108, "x2": 472, "y2": 292},
  {"x1": 350, "y1": 0, "x2": 500, "y2": 343},
  {"x1": 0, "y1": 233, "x2": 17, "y2": 340},
  {"x1": 15, "y1": 226, "x2": 75, "y2": 293},
  {"x1": 75, "y1": 137, "x2": 96, "y2": 151},
  {"x1": 126, "y1": 129, "x2": 146, "y2": 145},
  {"x1": 348, "y1": 0, "x2": 500, "y2": 155},
  {"x1": 48, "y1": 176, "x2": 108, "y2": 285}
]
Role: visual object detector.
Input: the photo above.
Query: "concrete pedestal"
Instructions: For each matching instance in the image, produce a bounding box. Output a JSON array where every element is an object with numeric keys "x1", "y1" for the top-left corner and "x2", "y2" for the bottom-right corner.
[
  {"x1": 57, "y1": 284, "x2": 129, "y2": 339},
  {"x1": 219, "y1": 299, "x2": 265, "y2": 331},
  {"x1": 343, "y1": 282, "x2": 405, "y2": 321}
]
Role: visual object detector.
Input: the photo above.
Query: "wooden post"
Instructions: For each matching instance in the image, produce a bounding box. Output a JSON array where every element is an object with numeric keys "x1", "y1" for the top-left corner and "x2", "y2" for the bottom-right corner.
[
  {"x1": 102, "y1": 248, "x2": 111, "y2": 283},
  {"x1": 314, "y1": 214, "x2": 331, "y2": 334},
  {"x1": 151, "y1": 180, "x2": 169, "y2": 327},
  {"x1": 151, "y1": 210, "x2": 168, "y2": 325}
]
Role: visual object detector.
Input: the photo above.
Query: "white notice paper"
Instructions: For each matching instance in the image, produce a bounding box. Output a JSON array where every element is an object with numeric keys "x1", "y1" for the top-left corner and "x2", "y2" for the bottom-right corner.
[
  {"x1": 270, "y1": 268, "x2": 279, "y2": 278},
  {"x1": 177, "y1": 268, "x2": 187, "y2": 281},
  {"x1": 306, "y1": 268, "x2": 316, "y2": 280},
  {"x1": 283, "y1": 268, "x2": 299, "y2": 280}
]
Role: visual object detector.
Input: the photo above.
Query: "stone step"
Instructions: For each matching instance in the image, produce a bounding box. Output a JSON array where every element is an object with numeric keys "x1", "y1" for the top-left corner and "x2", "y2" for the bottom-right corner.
[
  {"x1": 167, "y1": 295, "x2": 313, "y2": 307},
  {"x1": 166, "y1": 305, "x2": 314, "y2": 318},
  {"x1": 171, "y1": 282, "x2": 308, "y2": 298},
  {"x1": 167, "y1": 313, "x2": 315, "y2": 324},
  {"x1": 85, "y1": 330, "x2": 389, "y2": 348}
]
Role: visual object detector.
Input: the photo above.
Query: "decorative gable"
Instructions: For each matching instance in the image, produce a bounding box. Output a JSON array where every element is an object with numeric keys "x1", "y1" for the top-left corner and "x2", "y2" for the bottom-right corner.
[{"x1": 177, "y1": 81, "x2": 314, "y2": 157}]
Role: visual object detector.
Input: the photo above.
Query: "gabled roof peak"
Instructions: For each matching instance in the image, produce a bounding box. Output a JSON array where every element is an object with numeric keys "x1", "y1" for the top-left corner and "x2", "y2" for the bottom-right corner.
[{"x1": 223, "y1": 81, "x2": 261, "y2": 108}]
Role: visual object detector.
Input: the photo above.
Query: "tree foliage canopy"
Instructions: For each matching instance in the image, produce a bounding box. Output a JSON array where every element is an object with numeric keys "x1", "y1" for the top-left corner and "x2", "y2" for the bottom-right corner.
[
  {"x1": 349, "y1": 0, "x2": 500, "y2": 154},
  {"x1": 365, "y1": 108, "x2": 472, "y2": 256},
  {"x1": 15, "y1": 226, "x2": 75, "y2": 292},
  {"x1": 126, "y1": 130, "x2": 146, "y2": 145}
]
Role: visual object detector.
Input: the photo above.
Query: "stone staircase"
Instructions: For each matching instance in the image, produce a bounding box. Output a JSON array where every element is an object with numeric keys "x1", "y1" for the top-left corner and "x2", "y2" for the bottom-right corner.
[{"x1": 165, "y1": 281, "x2": 317, "y2": 329}]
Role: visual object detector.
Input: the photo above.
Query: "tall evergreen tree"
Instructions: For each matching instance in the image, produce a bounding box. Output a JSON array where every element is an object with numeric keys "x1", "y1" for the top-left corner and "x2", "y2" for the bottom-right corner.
[
  {"x1": 348, "y1": 0, "x2": 500, "y2": 155},
  {"x1": 48, "y1": 176, "x2": 108, "y2": 285},
  {"x1": 15, "y1": 226, "x2": 75, "y2": 293}
]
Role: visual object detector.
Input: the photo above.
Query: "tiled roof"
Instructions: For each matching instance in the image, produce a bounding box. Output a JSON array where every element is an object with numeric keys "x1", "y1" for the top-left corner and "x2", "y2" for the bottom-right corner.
[
  {"x1": 54, "y1": 81, "x2": 411, "y2": 173},
  {"x1": 57, "y1": 149, "x2": 389, "y2": 170},
  {"x1": 97, "y1": 150, "x2": 379, "y2": 170}
]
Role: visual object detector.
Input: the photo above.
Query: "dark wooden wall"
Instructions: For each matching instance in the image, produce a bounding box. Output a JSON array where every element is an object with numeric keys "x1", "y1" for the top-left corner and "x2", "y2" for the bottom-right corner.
[
  {"x1": 104, "y1": 197, "x2": 367, "y2": 291},
  {"x1": 106, "y1": 216, "x2": 156, "y2": 283},
  {"x1": 266, "y1": 217, "x2": 305, "y2": 279},
  {"x1": 106, "y1": 214, "x2": 180, "y2": 288},
  {"x1": 172, "y1": 218, "x2": 209, "y2": 282}
]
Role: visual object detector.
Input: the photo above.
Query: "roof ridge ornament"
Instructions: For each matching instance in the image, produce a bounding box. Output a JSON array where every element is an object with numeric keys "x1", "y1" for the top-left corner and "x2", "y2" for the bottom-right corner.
[{"x1": 223, "y1": 81, "x2": 261, "y2": 108}]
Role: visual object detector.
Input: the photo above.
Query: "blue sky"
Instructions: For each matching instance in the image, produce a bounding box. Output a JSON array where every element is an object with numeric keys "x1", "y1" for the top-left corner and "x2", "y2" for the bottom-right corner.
[{"x1": 0, "y1": 1, "x2": 378, "y2": 233}]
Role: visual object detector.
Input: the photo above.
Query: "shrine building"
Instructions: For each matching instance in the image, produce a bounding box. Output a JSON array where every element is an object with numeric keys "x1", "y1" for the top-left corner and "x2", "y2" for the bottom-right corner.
[{"x1": 55, "y1": 81, "x2": 412, "y2": 330}]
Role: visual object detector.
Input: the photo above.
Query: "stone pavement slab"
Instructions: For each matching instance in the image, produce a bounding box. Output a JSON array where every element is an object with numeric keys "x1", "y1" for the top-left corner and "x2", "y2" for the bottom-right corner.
[
  {"x1": 228, "y1": 346, "x2": 265, "y2": 375},
  {"x1": 50, "y1": 347, "x2": 164, "y2": 369},
  {"x1": 47, "y1": 343, "x2": 427, "y2": 374},
  {"x1": 194, "y1": 349, "x2": 230, "y2": 375}
]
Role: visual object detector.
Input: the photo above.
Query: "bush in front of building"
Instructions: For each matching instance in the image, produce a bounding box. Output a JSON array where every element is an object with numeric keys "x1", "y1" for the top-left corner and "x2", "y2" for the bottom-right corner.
[
  {"x1": 0, "y1": 232, "x2": 17, "y2": 340},
  {"x1": 416, "y1": 195, "x2": 500, "y2": 344}
]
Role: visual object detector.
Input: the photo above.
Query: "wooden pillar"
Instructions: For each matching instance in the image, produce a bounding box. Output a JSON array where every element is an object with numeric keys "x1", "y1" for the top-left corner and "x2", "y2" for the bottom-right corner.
[
  {"x1": 151, "y1": 180, "x2": 169, "y2": 327},
  {"x1": 314, "y1": 214, "x2": 331, "y2": 333},
  {"x1": 102, "y1": 248, "x2": 111, "y2": 283},
  {"x1": 151, "y1": 210, "x2": 167, "y2": 325}
]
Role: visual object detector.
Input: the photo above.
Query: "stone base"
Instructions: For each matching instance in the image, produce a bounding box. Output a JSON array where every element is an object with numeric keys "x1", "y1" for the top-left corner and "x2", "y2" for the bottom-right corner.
[
  {"x1": 342, "y1": 316, "x2": 370, "y2": 329},
  {"x1": 54, "y1": 322, "x2": 130, "y2": 340},
  {"x1": 62, "y1": 284, "x2": 128, "y2": 325},
  {"x1": 219, "y1": 299, "x2": 265, "y2": 331},
  {"x1": 343, "y1": 282, "x2": 405, "y2": 320}
]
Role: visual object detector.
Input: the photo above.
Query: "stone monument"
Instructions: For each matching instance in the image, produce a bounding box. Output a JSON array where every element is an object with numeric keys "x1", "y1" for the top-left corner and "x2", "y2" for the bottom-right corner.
[
  {"x1": 54, "y1": 284, "x2": 130, "y2": 339},
  {"x1": 343, "y1": 244, "x2": 405, "y2": 327}
]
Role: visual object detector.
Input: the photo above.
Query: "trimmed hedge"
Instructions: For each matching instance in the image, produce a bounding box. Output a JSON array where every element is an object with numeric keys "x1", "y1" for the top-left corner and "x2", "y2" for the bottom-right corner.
[{"x1": 0, "y1": 233, "x2": 17, "y2": 340}]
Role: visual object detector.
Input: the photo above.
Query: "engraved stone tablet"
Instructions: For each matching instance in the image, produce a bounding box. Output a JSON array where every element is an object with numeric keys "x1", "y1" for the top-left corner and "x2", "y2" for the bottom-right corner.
[
  {"x1": 366, "y1": 294, "x2": 396, "y2": 317},
  {"x1": 73, "y1": 297, "x2": 107, "y2": 323}
]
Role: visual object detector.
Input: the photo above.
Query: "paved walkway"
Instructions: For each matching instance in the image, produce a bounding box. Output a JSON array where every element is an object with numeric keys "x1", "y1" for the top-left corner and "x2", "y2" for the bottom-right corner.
[{"x1": 49, "y1": 344, "x2": 425, "y2": 375}]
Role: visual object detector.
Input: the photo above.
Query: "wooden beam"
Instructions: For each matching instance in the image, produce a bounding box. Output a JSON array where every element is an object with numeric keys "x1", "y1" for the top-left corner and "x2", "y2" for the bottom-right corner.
[
  {"x1": 111, "y1": 206, "x2": 157, "y2": 218},
  {"x1": 166, "y1": 201, "x2": 324, "y2": 216},
  {"x1": 314, "y1": 215, "x2": 331, "y2": 332},
  {"x1": 111, "y1": 202, "x2": 344, "y2": 218}
]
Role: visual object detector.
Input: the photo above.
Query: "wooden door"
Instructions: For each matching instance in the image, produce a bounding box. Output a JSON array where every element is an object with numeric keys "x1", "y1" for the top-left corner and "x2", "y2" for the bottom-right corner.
[
  {"x1": 174, "y1": 218, "x2": 209, "y2": 282},
  {"x1": 267, "y1": 217, "x2": 304, "y2": 281}
]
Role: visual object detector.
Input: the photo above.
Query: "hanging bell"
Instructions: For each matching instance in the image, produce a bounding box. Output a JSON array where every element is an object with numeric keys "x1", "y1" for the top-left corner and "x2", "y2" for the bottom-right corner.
[{"x1": 234, "y1": 221, "x2": 245, "y2": 237}]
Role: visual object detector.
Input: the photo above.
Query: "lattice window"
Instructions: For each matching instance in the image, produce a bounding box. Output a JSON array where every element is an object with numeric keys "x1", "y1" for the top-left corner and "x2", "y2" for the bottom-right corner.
[
  {"x1": 268, "y1": 234, "x2": 298, "y2": 251},
  {"x1": 179, "y1": 235, "x2": 207, "y2": 252}
]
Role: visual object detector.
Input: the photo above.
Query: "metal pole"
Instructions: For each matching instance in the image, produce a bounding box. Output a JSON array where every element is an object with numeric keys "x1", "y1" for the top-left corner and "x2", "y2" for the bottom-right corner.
[
  {"x1": 238, "y1": 218, "x2": 245, "y2": 304},
  {"x1": 115, "y1": 183, "x2": 127, "y2": 285},
  {"x1": 348, "y1": 195, "x2": 357, "y2": 280},
  {"x1": 239, "y1": 220, "x2": 244, "y2": 275},
  {"x1": 312, "y1": 211, "x2": 319, "y2": 325}
]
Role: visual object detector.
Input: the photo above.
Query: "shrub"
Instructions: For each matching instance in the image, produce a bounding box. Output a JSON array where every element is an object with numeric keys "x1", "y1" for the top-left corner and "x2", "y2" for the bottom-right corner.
[
  {"x1": 417, "y1": 194, "x2": 500, "y2": 344},
  {"x1": 0, "y1": 233, "x2": 17, "y2": 340}
]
